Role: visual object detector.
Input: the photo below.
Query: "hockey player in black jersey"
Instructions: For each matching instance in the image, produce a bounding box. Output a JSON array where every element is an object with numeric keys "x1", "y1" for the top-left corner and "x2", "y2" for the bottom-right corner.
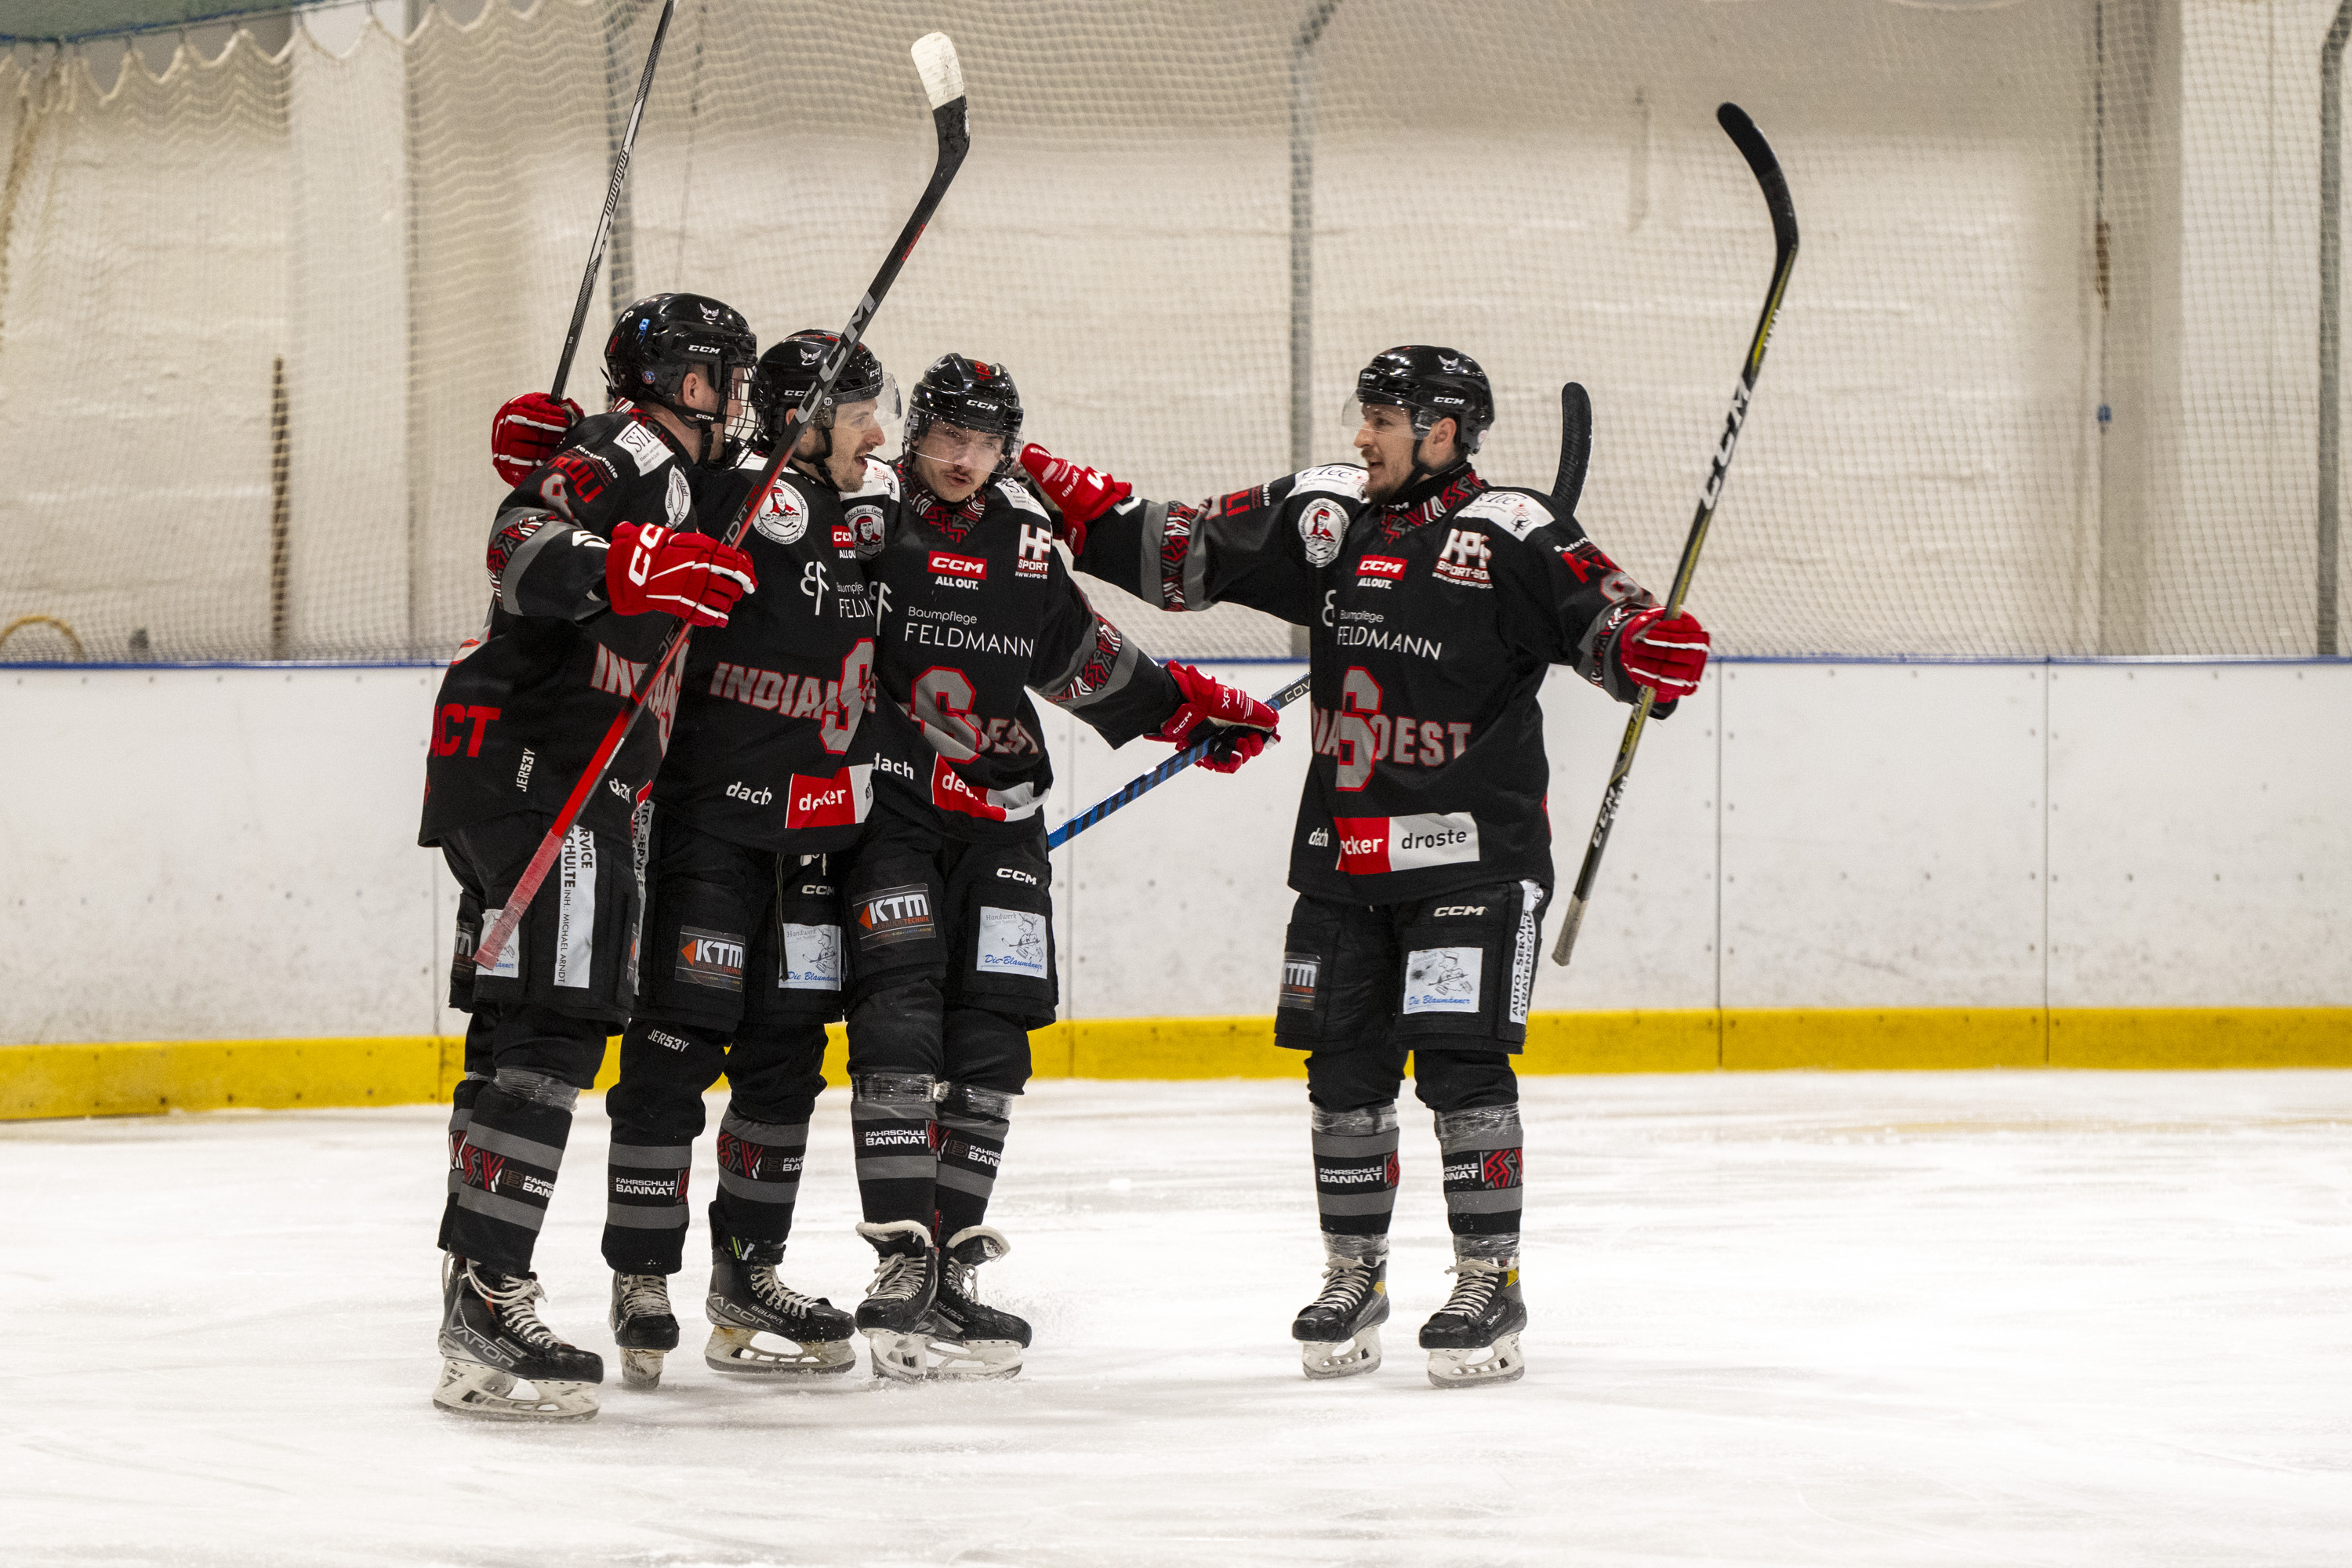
[
  {"x1": 840, "y1": 354, "x2": 1279, "y2": 1381},
  {"x1": 590, "y1": 329, "x2": 907, "y2": 1389},
  {"x1": 1023, "y1": 345, "x2": 1711, "y2": 1389},
  {"x1": 423, "y1": 292, "x2": 759, "y2": 1421}
]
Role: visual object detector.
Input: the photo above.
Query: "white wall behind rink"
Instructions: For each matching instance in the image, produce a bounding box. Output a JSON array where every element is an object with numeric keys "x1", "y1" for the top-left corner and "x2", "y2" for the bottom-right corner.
[{"x1": 3, "y1": 660, "x2": 2347, "y2": 1047}]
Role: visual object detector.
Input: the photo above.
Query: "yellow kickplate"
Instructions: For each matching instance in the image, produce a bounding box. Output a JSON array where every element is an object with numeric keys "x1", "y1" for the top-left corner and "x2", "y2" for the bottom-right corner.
[
  {"x1": 1722, "y1": 1009, "x2": 2049, "y2": 1071},
  {"x1": 5, "y1": 1009, "x2": 2348, "y2": 1122}
]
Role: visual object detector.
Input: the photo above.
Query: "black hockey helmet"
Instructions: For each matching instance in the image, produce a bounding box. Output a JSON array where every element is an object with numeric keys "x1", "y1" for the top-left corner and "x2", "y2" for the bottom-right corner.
[
  {"x1": 748, "y1": 328, "x2": 898, "y2": 459},
  {"x1": 604, "y1": 292, "x2": 758, "y2": 457},
  {"x1": 1348, "y1": 345, "x2": 1495, "y2": 464},
  {"x1": 905, "y1": 353, "x2": 1022, "y2": 478}
]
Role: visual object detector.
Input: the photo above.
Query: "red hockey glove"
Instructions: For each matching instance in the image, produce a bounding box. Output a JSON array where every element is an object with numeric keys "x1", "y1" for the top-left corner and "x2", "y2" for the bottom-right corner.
[
  {"x1": 605, "y1": 523, "x2": 757, "y2": 627},
  {"x1": 492, "y1": 392, "x2": 585, "y2": 486},
  {"x1": 1151, "y1": 662, "x2": 1279, "y2": 774},
  {"x1": 1615, "y1": 605, "x2": 1711, "y2": 701},
  {"x1": 1018, "y1": 443, "x2": 1131, "y2": 554}
]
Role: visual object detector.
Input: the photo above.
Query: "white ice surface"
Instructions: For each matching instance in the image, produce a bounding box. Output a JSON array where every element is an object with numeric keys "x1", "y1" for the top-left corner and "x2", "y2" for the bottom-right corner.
[{"x1": 4, "y1": 1073, "x2": 2349, "y2": 1567}]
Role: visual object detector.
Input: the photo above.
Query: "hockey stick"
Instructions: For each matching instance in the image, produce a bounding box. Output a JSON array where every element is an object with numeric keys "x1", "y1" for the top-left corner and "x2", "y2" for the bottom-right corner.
[
  {"x1": 1551, "y1": 102, "x2": 1797, "y2": 968},
  {"x1": 551, "y1": 0, "x2": 677, "y2": 401},
  {"x1": 474, "y1": 33, "x2": 971, "y2": 974},
  {"x1": 1046, "y1": 671, "x2": 1313, "y2": 850},
  {"x1": 1552, "y1": 381, "x2": 1592, "y2": 518}
]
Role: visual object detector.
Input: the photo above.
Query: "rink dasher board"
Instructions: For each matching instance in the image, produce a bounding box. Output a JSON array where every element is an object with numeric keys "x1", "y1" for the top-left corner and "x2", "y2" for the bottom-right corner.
[{"x1": 2, "y1": 1007, "x2": 2350, "y2": 1120}]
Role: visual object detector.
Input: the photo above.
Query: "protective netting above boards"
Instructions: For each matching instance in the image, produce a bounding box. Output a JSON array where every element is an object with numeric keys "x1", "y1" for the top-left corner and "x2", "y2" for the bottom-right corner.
[{"x1": 0, "y1": 0, "x2": 2346, "y2": 664}]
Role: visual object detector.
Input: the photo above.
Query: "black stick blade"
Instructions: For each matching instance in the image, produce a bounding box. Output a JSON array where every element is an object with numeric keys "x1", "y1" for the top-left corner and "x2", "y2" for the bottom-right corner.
[
  {"x1": 1716, "y1": 103, "x2": 1797, "y2": 256},
  {"x1": 1552, "y1": 381, "x2": 1592, "y2": 518}
]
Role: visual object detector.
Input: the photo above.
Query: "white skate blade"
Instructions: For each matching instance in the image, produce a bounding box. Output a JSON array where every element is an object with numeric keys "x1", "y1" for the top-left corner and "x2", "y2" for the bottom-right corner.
[
  {"x1": 619, "y1": 1347, "x2": 666, "y2": 1391},
  {"x1": 705, "y1": 1323, "x2": 858, "y2": 1377},
  {"x1": 433, "y1": 1358, "x2": 599, "y2": 1421},
  {"x1": 864, "y1": 1328, "x2": 928, "y2": 1384},
  {"x1": 923, "y1": 1334, "x2": 1023, "y2": 1381},
  {"x1": 1425, "y1": 1330, "x2": 1525, "y2": 1389},
  {"x1": 1300, "y1": 1323, "x2": 1383, "y2": 1381}
]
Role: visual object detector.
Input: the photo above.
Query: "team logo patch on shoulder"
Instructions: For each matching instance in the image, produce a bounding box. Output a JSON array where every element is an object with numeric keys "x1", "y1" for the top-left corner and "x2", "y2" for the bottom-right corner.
[
  {"x1": 1292, "y1": 463, "x2": 1369, "y2": 501},
  {"x1": 753, "y1": 481, "x2": 809, "y2": 545},
  {"x1": 1457, "y1": 489, "x2": 1553, "y2": 541},
  {"x1": 848, "y1": 504, "x2": 887, "y2": 557},
  {"x1": 664, "y1": 465, "x2": 691, "y2": 527},
  {"x1": 1298, "y1": 498, "x2": 1348, "y2": 567},
  {"x1": 999, "y1": 478, "x2": 1049, "y2": 517},
  {"x1": 613, "y1": 420, "x2": 669, "y2": 476}
]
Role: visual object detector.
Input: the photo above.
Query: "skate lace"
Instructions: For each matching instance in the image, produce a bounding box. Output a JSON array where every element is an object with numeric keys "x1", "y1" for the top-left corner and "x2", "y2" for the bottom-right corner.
[
  {"x1": 942, "y1": 1257, "x2": 984, "y2": 1304},
  {"x1": 868, "y1": 1250, "x2": 928, "y2": 1303},
  {"x1": 1309, "y1": 1256, "x2": 1376, "y2": 1312},
  {"x1": 474, "y1": 1265, "x2": 562, "y2": 1351},
  {"x1": 751, "y1": 1264, "x2": 826, "y2": 1314},
  {"x1": 1437, "y1": 1258, "x2": 1506, "y2": 1318},
  {"x1": 616, "y1": 1272, "x2": 670, "y2": 1319}
]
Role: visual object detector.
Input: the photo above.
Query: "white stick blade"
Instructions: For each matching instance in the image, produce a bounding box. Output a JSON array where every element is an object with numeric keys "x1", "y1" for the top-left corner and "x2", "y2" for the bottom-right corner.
[{"x1": 910, "y1": 33, "x2": 964, "y2": 110}]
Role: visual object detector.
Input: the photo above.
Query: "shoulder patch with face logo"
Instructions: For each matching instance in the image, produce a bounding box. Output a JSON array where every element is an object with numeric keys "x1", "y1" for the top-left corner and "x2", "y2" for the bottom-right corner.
[
  {"x1": 1298, "y1": 498, "x2": 1348, "y2": 567},
  {"x1": 752, "y1": 481, "x2": 809, "y2": 545}
]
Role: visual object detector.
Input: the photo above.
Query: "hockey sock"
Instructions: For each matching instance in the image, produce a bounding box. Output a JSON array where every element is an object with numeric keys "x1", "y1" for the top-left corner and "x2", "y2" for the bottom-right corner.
[
  {"x1": 1435, "y1": 1103, "x2": 1523, "y2": 1259},
  {"x1": 850, "y1": 1072, "x2": 938, "y2": 1230},
  {"x1": 446, "y1": 1069, "x2": 579, "y2": 1274},
  {"x1": 1312, "y1": 1101, "x2": 1400, "y2": 1259},
  {"x1": 934, "y1": 1083, "x2": 1012, "y2": 1239},
  {"x1": 604, "y1": 1136, "x2": 695, "y2": 1275},
  {"x1": 437, "y1": 1072, "x2": 492, "y2": 1253},
  {"x1": 711, "y1": 1110, "x2": 810, "y2": 1250}
]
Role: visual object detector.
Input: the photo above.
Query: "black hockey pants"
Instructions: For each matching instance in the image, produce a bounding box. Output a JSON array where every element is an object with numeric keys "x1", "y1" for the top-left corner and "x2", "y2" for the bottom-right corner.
[{"x1": 837, "y1": 797, "x2": 1053, "y2": 1244}]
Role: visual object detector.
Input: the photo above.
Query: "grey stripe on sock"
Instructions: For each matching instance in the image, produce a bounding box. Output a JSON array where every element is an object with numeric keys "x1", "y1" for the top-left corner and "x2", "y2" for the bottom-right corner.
[
  {"x1": 605, "y1": 1203, "x2": 689, "y2": 1229},
  {"x1": 850, "y1": 1101, "x2": 933, "y2": 1121},
  {"x1": 454, "y1": 1185, "x2": 550, "y2": 1231},
  {"x1": 720, "y1": 1113, "x2": 810, "y2": 1147},
  {"x1": 1312, "y1": 1129, "x2": 1400, "y2": 1157},
  {"x1": 459, "y1": 1124, "x2": 567, "y2": 1171},
  {"x1": 1443, "y1": 1189, "x2": 1526, "y2": 1216},
  {"x1": 935, "y1": 1166, "x2": 997, "y2": 1197},
  {"x1": 608, "y1": 1142, "x2": 693, "y2": 1167},
  {"x1": 1316, "y1": 1192, "x2": 1399, "y2": 1218},
  {"x1": 936, "y1": 1112, "x2": 1010, "y2": 1137},
  {"x1": 717, "y1": 1170, "x2": 800, "y2": 1203},
  {"x1": 854, "y1": 1155, "x2": 937, "y2": 1181}
]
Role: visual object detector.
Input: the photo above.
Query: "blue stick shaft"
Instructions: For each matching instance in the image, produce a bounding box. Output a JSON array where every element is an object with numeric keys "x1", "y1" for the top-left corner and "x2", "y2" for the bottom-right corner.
[{"x1": 1046, "y1": 671, "x2": 1313, "y2": 850}]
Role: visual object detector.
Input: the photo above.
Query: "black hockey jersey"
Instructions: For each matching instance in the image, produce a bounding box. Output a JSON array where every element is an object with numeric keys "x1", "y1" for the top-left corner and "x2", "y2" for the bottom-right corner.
[
  {"x1": 650, "y1": 454, "x2": 898, "y2": 855},
  {"x1": 866, "y1": 467, "x2": 1183, "y2": 842},
  {"x1": 420, "y1": 408, "x2": 707, "y2": 848},
  {"x1": 1073, "y1": 461, "x2": 1660, "y2": 902}
]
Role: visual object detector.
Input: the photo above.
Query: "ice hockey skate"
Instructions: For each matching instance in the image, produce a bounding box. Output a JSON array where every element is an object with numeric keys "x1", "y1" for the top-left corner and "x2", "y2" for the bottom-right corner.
[
  {"x1": 609, "y1": 1272, "x2": 678, "y2": 1391},
  {"x1": 853, "y1": 1219, "x2": 941, "y2": 1383},
  {"x1": 1290, "y1": 1252, "x2": 1388, "y2": 1380},
  {"x1": 704, "y1": 1232, "x2": 857, "y2": 1377},
  {"x1": 434, "y1": 1256, "x2": 603, "y2": 1421},
  {"x1": 1419, "y1": 1256, "x2": 1526, "y2": 1389},
  {"x1": 919, "y1": 1225, "x2": 1031, "y2": 1380}
]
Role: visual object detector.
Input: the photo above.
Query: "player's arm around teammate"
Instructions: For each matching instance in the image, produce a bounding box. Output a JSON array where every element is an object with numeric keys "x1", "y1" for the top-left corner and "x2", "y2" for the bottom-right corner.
[
  {"x1": 836, "y1": 354, "x2": 1279, "y2": 1382},
  {"x1": 1023, "y1": 347, "x2": 1708, "y2": 1389},
  {"x1": 423, "y1": 292, "x2": 758, "y2": 1422}
]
